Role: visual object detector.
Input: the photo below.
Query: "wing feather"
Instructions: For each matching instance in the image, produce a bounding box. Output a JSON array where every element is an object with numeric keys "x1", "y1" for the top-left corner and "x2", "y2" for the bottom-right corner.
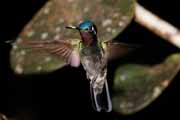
[
  {"x1": 104, "y1": 42, "x2": 138, "y2": 61},
  {"x1": 21, "y1": 40, "x2": 74, "y2": 62},
  {"x1": 11, "y1": 39, "x2": 80, "y2": 74}
]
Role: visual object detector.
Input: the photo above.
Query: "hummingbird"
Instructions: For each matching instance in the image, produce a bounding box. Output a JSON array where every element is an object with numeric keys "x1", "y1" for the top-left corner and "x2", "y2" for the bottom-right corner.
[
  {"x1": 66, "y1": 21, "x2": 112, "y2": 112},
  {"x1": 11, "y1": 20, "x2": 132, "y2": 112},
  {"x1": 9, "y1": 0, "x2": 136, "y2": 113}
]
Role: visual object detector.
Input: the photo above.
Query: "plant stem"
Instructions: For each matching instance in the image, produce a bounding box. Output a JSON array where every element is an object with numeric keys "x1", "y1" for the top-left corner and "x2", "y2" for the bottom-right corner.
[{"x1": 135, "y1": 3, "x2": 180, "y2": 48}]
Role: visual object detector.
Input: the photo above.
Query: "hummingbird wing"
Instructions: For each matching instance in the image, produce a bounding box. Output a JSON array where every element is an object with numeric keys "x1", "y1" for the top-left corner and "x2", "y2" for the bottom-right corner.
[
  {"x1": 11, "y1": 39, "x2": 80, "y2": 74},
  {"x1": 105, "y1": 42, "x2": 138, "y2": 61},
  {"x1": 21, "y1": 39, "x2": 80, "y2": 67}
]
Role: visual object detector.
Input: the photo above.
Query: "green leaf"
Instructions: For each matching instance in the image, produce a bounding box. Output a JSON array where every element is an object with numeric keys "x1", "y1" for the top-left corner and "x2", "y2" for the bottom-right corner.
[
  {"x1": 10, "y1": 0, "x2": 135, "y2": 74},
  {"x1": 112, "y1": 53, "x2": 180, "y2": 114}
]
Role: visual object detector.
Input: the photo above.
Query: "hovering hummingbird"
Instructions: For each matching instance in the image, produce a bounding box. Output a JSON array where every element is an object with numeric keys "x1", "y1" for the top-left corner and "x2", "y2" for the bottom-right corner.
[
  {"x1": 9, "y1": 0, "x2": 136, "y2": 113},
  {"x1": 66, "y1": 21, "x2": 112, "y2": 112},
  {"x1": 10, "y1": 20, "x2": 132, "y2": 112}
]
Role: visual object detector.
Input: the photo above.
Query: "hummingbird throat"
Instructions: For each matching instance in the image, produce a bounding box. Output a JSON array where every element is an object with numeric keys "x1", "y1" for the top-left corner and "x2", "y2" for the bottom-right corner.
[{"x1": 80, "y1": 31, "x2": 97, "y2": 46}]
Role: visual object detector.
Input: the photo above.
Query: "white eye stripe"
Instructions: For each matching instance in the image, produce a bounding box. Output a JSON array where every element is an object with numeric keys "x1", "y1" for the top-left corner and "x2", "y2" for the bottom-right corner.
[
  {"x1": 91, "y1": 26, "x2": 94, "y2": 31},
  {"x1": 91, "y1": 26, "x2": 96, "y2": 34}
]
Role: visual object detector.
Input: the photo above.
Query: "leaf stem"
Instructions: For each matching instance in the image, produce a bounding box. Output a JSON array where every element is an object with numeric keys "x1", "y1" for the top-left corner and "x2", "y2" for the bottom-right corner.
[{"x1": 135, "y1": 3, "x2": 180, "y2": 48}]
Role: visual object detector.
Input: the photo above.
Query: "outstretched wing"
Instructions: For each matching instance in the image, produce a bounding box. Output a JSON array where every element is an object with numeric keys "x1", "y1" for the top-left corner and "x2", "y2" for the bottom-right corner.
[
  {"x1": 11, "y1": 39, "x2": 80, "y2": 74},
  {"x1": 22, "y1": 40, "x2": 80, "y2": 66},
  {"x1": 103, "y1": 41, "x2": 138, "y2": 61}
]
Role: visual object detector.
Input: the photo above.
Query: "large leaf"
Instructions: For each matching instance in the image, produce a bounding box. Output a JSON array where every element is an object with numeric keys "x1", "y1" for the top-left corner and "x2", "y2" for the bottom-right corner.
[
  {"x1": 112, "y1": 53, "x2": 180, "y2": 114},
  {"x1": 10, "y1": 0, "x2": 135, "y2": 74}
]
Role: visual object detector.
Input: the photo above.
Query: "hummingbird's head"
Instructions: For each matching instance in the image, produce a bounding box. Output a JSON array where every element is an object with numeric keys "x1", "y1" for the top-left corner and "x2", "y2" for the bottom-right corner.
[
  {"x1": 66, "y1": 21, "x2": 97, "y2": 35},
  {"x1": 78, "y1": 21, "x2": 97, "y2": 35},
  {"x1": 66, "y1": 21, "x2": 98, "y2": 45}
]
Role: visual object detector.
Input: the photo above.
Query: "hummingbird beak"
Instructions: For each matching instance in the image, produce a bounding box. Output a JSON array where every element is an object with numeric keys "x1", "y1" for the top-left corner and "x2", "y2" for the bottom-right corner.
[{"x1": 65, "y1": 26, "x2": 79, "y2": 30}]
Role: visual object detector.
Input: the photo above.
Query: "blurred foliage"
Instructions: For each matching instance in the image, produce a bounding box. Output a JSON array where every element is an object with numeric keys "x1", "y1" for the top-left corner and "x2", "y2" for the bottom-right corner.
[
  {"x1": 113, "y1": 53, "x2": 180, "y2": 114},
  {"x1": 8, "y1": 0, "x2": 180, "y2": 116}
]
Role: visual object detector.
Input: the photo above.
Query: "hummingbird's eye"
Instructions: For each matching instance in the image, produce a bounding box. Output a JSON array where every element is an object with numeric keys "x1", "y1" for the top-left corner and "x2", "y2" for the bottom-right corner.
[{"x1": 84, "y1": 27, "x2": 91, "y2": 32}]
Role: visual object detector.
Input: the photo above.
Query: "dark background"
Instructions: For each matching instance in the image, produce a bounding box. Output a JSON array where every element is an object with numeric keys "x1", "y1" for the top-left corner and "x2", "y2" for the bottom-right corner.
[{"x1": 0, "y1": 0, "x2": 179, "y2": 119}]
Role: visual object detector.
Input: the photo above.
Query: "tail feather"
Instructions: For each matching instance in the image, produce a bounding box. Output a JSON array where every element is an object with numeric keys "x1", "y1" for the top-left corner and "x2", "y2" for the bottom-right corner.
[{"x1": 90, "y1": 80, "x2": 112, "y2": 112}]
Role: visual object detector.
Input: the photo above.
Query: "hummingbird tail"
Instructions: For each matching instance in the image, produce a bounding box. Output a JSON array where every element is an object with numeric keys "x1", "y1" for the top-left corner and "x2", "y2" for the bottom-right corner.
[{"x1": 90, "y1": 80, "x2": 112, "y2": 112}]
